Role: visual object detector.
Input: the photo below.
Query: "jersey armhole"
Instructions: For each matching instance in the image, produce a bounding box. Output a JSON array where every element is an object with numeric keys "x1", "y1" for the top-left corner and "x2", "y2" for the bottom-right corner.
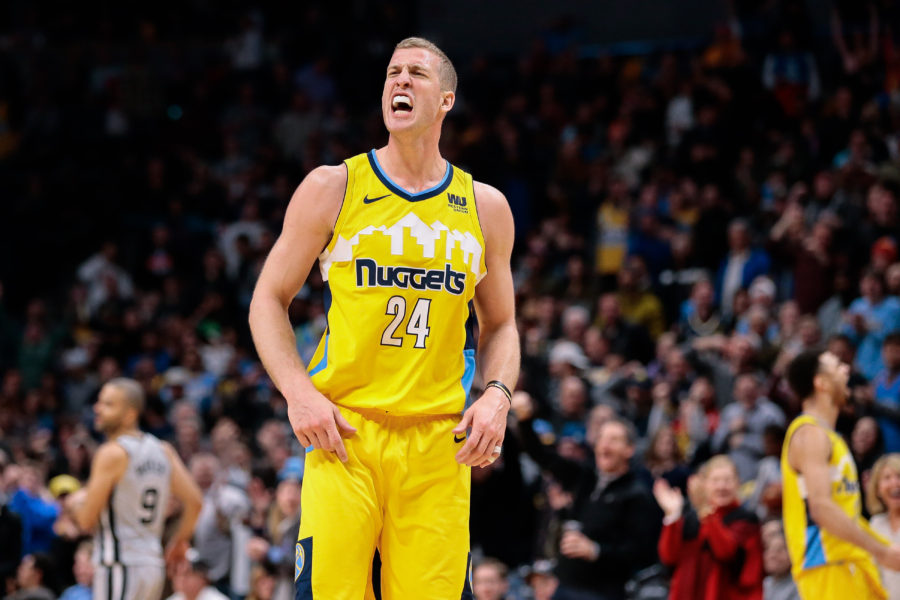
[
  {"x1": 323, "y1": 161, "x2": 352, "y2": 253},
  {"x1": 469, "y1": 175, "x2": 488, "y2": 284}
]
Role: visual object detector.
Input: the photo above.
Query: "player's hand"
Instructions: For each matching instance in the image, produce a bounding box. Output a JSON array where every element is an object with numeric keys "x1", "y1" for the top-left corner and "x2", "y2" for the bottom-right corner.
[
  {"x1": 164, "y1": 538, "x2": 189, "y2": 568},
  {"x1": 560, "y1": 530, "x2": 599, "y2": 561},
  {"x1": 878, "y1": 544, "x2": 900, "y2": 571},
  {"x1": 653, "y1": 478, "x2": 684, "y2": 520},
  {"x1": 453, "y1": 387, "x2": 509, "y2": 467},
  {"x1": 287, "y1": 390, "x2": 356, "y2": 462}
]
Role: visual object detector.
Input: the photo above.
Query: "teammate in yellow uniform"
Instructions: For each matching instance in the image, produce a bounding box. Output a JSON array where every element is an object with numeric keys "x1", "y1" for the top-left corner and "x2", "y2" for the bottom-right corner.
[
  {"x1": 782, "y1": 350, "x2": 900, "y2": 599},
  {"x1": 249, "y1": 37, "x2": 519, "y2": 599}
]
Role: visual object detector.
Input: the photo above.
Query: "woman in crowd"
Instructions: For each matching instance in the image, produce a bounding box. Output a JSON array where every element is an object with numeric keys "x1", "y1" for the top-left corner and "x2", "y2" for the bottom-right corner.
[
  {"x1": 644, "y1": 424, "x2": 691, "y2": 493},
  {"x1": 654, "y1": 455, "x2": 763, "y2": 600},
  {"x1": 867, "y1": 453, "x2": 900, "y2": 599}
]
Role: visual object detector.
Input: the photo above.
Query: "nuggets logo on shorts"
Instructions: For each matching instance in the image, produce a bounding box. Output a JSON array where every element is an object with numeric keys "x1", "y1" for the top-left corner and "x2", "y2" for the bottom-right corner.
[{"x1": 295, "y1": 542, "x2": 305, "y2": 581}]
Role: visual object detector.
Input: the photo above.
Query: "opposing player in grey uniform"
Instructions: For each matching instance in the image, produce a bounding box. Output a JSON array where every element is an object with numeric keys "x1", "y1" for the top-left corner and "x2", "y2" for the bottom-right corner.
[{"x1": 71, "y1": 378, "x2": 203, "y2": 600}]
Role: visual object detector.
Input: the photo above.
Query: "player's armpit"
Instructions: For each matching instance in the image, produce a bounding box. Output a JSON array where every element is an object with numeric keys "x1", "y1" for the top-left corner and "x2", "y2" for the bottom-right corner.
[{"x1": 74, "y1": 442, "x2": 129, "y2": 532}]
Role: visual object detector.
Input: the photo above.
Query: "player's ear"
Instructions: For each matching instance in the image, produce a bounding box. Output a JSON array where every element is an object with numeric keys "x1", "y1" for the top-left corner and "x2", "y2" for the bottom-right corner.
[
  {"x1": 440, "y1": 90, "x2": 455, "y2": 114},
  {"x1": 811, "y1": 372, "x2": 826, "y2": 394}
]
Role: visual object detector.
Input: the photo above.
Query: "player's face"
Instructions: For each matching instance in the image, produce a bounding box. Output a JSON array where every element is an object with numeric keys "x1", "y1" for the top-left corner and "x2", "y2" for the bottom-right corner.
[
  {"x1": 816, "y1": 351, "x2": 851, "y2": 407},
  {"x1": 382, "y1": 47, "x2": 452, "y2": 135},
  {"x1": 93, "y1": 384, "x2": 128, "y2": 434}
]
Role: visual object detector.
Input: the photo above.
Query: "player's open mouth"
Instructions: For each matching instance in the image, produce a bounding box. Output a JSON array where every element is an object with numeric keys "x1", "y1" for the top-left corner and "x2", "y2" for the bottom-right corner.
[
  {"x1": 889, "y1": 488, "x2": 900, "y2": 499},
  {"x1": 391, "y1": 94, "x2": 413, "y2": 113}
]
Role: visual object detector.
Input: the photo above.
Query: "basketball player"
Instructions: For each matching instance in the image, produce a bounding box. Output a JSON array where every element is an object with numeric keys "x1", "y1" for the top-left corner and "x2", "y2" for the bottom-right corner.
[
  {"x1": 783, "y1": 350, "x2": 900, "y2": 598},
  {"x1": 249, "y1": 37, "x2": 519, "y2": 599},
  {"x1": 70, "y1": 378, "x2": 203, "y2": 600}
]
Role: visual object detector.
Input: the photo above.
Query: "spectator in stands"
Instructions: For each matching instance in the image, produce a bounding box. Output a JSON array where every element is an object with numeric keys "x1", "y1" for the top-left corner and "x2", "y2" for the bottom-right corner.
[
  {"x1": 679, "y1": 279, "x2": 725, "y2": 342},
  {"x1": 867, "y1": 454, "x2": 900, "y2": 598},
  {"x1": 515, "y1": 394, "x2": 661, "y2": 600},
  {"x1": 7, "y1": 463, "x2": 58, "y2": 557},
  {"x1": 617, "y1": 257, "x2": 666, "y2": 340},
  {"x1": 4, "y1": 552, "x2": 57, "y2": 600},
  {"x1": 190, "y1": 453, "x2": 250, "y2": 597},
  {"x1": 244, "y1": 562, "x2": 278, "y2": 600},
  {"x1": 595, "y1": 294, "x2": 654, "y2": 364},
  {"x1": 871, "y1": 333, "x2": 900, "y2": 452},
  {"x1": 761, "y1": 520, "x2": 799, "y2": 600},
  {"x1": 525, "y1": 559, "x2": 559, "y2": 600},
  {"x1": 472, "y1": 558, "x2": 510, "y2": 600},
  {"x1": 654, "y1": 455, "x2": 763, "y2": 600},
  {"x1": 642, "y1": 424, "x2": 690, "y2": 493},
  {"x1": 716, "y1": 220, "x2": 771, "y2": 319},
  {"x1": 842, "y1": 269, "x2": 900, "y2": 380},
  {"x1": 852, "y1": 416, "x2": 884, "y2": 485},
  {"x1": 166, "y1": 551, "x2": 229, "y2": 600},
  {"x1": 712, "y1": 374, "x2": 786, "y2": 481},
  {"x1": 245, "y1": 459, "x2": 302, "y2": 600},
  {"x1": 58, "y1": 541, "x2": 91, "y2": 600}
]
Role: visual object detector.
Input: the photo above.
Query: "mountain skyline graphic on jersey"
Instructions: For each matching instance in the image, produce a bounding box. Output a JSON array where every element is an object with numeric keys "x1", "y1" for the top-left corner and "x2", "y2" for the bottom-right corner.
[{"x1": 319, "y1": 212, "x2": 485, "y2": 283}]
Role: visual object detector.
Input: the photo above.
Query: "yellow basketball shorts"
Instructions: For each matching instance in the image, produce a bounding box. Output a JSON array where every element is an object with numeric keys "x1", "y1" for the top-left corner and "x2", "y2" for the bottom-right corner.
[
  {"x1": 795, "y1": 561, "x2": 886, "y2": 600},
  {"x1": 293, "y1": 405, "x2": 474, "y2": 600}
]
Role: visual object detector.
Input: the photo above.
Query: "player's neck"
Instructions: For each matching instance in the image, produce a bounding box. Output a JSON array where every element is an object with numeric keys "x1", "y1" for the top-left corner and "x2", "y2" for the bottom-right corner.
[
  {"x1": 803, "y1": 397, "x2": 838, "y2": 429},
  {"x1": 106, "y1": 426, "x2": 141, "y2": 441},
  {"x1": 379, "y1": 135, "x2": 445, "y2": 191}
]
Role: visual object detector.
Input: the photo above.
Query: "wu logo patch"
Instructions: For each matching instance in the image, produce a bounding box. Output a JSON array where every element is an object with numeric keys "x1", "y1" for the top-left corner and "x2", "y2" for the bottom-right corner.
[
  {"x1": 295, "y1": 543, "x2": 306, "y2": 581},
  {"x1": 448, "y1": 193, "x2": 468, "y2": 213}
]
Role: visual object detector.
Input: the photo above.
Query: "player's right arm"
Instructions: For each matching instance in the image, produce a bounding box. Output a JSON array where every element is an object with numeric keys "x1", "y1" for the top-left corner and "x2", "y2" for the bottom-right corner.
[
  {"x1": 789, "y1": 424, "x2": 900, "y2": 569},
  {"x1": 72, "y1": 441, "x2": 128, "y2": 532},
  {"x1": 248, "y1": 165, "x2": 356, "y2": 462},
  {"x1": 161, "y1": 442, "x2": 203, "y2": 566}
]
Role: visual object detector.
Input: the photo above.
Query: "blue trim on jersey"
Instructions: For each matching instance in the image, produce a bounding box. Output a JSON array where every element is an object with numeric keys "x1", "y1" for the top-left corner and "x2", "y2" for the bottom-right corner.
[
  {"x1": 294, "y1": 537, "x2": 313, "y2": 600},
  {"x1": 461, "y1": 348, "x2": 476, "y2": 409},
  {"x1": 309, "y1": 334, "x2": 329, "y2": 376},
  {"x1": 367, "y1": 150, "x2": 453, "y2": 201},
  {"x1": 803, "y1": 524, "x2": 826, "y2": 569}
]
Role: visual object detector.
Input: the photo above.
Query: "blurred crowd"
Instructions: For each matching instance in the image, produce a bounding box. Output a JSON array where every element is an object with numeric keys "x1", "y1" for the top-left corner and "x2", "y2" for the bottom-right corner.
[{"x1": 6, "y1": 0, "x2": 900, "y2": 598}]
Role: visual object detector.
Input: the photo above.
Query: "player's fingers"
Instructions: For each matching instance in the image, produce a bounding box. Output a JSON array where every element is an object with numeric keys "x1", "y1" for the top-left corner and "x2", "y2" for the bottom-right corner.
[
  {"x1": 310, "y1": 428, "x2": 332, "y2": 452},
  {"x1": 293, "y1": 430, "x2": 313, "y2": 449},
  {"x1": 334, "y1": 408, "x2": 357, "y2": 434},
  {"x1": 452, "y1": 409, "x2": 473, "y2": 434},
  {"x1": 471, "y1": 431, "x2": 496, "y2": 464},
  {"x1": 325, "y1": 423, "x2": 349, "y2": 462},
  {"x1": 456, "y1": 428, "x2": 483, "y2": 464}
]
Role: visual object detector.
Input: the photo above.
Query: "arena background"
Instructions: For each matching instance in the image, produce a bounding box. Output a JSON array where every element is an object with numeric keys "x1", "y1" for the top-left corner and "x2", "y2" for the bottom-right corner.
[{"x1": 1, "y1": 0, "x2": 899, "y2": 598}]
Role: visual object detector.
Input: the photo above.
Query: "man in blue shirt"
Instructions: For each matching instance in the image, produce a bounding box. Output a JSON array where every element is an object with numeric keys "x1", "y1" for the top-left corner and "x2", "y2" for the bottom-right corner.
[
  {"x1": 872, "y1": 332, "x2": 900, "y2": 452},
  {"x1": 842, "y1": 269, "x2": 900, "y2": 380}
]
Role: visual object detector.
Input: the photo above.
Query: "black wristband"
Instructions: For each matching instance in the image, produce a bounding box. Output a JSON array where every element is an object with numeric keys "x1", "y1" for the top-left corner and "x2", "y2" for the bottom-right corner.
[{"x1": 485, "y1": 380, "x2": 512, "y2": 403}]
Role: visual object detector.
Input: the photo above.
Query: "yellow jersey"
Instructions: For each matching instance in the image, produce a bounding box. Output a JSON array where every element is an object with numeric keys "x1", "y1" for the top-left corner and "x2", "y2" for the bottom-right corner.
[
  {"x1": 307, "y1": 150, "x2": 486, "y2": 416},
  {"x1": 781, "y1": 414, "x2": 881, "y2": 578}
]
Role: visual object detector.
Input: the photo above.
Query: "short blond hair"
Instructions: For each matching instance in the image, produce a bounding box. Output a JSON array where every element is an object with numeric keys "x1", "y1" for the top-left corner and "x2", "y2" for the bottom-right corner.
[
  {"x1": 394, "y1": 37, "x2": 457, "y2": 93},
  {"x1": 867, "y1": 453, "x2": 900, "y2": 515},
  {"x1": 700, "y1": 454, "x2": 739, "y2": 479}
]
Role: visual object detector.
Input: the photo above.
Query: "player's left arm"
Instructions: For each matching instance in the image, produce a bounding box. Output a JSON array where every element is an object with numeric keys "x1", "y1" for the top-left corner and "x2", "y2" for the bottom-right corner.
[
  {"x1": 161, "y1": 441, "x2": 204, "y2": 566},
  {"x1": 72, "y1": 442, "x2": 129, "y2": 532},
  {"x1": 454, "y1": 181, "x2": 520, "y2": 467}
]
